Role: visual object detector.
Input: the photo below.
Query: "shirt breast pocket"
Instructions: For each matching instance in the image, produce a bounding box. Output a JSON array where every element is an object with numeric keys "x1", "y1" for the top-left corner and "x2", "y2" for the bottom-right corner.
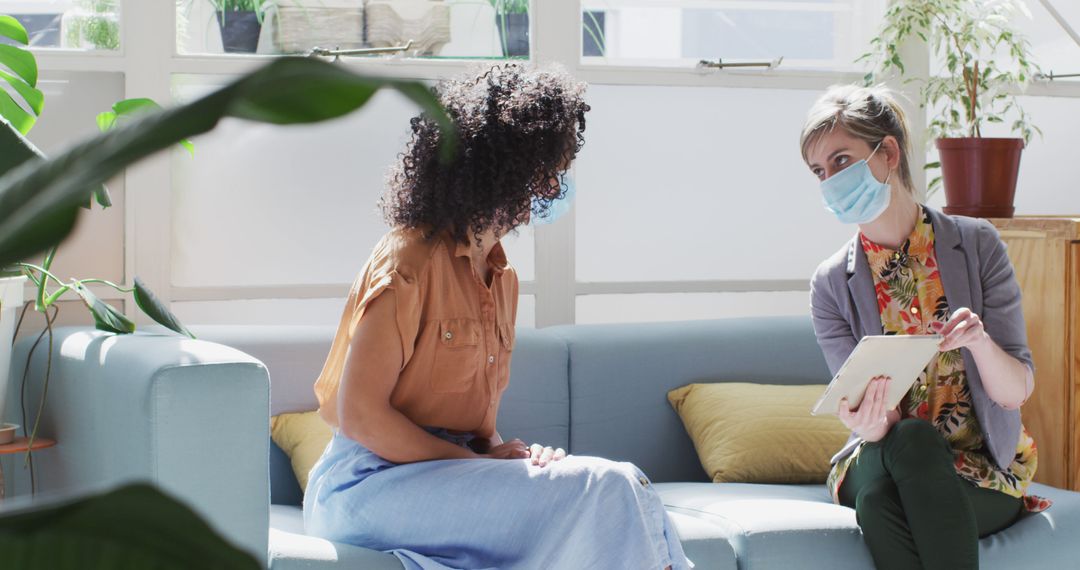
[{"x1": 430, "y1": 318, "x2": 482, "y2": 394}]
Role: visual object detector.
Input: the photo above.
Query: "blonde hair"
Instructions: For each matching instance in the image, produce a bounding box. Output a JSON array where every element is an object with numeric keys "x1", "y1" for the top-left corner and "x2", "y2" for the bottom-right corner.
[{"x1": 799, "y1": 84, "x2": 915, "y2": 195}]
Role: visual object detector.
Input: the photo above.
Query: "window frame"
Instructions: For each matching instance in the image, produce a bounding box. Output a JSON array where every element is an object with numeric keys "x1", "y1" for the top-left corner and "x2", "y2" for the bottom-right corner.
[{"x1": 19, "y1": 0, "x2": 1080, "y2": 328}]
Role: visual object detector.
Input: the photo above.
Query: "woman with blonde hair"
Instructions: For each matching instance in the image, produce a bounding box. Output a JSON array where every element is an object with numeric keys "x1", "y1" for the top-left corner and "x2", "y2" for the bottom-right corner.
[{"x1": 801, "y1": 84, "x2": 1050, "y2": 569}]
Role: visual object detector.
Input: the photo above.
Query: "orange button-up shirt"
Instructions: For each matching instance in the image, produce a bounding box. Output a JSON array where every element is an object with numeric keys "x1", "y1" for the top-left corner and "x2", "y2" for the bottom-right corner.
[{"x1": 314, "y1": 227, "x2": 519, "y2": 439}]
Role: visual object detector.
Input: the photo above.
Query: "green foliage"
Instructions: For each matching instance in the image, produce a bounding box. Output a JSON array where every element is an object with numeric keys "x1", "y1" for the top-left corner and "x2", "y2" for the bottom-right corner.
[
  {"x1": 0, "y1": 483, "x2": 259, "y2": 569},
  {"x1": 488, "y1": 0, "x2": 529, "y2": 15},
  {"x1": 98, "y1": 98, "x2": 195, "y2": 157},
  {"x1": 0, "y1": 16, "x2": 44, "y2": 134},
  {"x1": 862, "y1": 0, "x2": 1041, "y2": 144},
  {"x1": 208, "y1": 0, "x2": 270, "y2": 11},
  {"x1": 65, "y1": 0, "x2": 120, "y2": 51},
  {"x1": 207, "y1": 0, "x2": 274, "y2": 24}
]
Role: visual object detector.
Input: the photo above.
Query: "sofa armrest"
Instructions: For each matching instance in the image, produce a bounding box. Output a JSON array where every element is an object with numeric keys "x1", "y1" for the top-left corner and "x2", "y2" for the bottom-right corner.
[{"x1": 7, "y1": 327, "x2": 270, "y2": 565}]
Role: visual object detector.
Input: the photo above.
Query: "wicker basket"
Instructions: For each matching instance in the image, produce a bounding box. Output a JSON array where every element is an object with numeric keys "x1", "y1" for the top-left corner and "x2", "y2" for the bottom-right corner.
[
  {"x1": 365, "y1": 0, "x2": 450, "y2": 56},
  {"x1": 270, "y1": 0, "x2": 365, "y2": 55}
]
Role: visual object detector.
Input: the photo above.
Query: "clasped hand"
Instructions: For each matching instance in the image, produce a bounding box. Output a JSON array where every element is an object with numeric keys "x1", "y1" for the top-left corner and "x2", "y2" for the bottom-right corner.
[{"x1": 480, "y1": 438, "x2": 567, "y2": 467}]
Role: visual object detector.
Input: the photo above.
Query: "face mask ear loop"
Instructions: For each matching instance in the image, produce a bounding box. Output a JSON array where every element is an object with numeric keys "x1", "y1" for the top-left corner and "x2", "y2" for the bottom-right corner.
[
  {"x1": 868, "y1": 141, "x2": 893, "y2": 186},
  {"x1": 867, "y1": 141, "x2": 883, "y2": 162}
]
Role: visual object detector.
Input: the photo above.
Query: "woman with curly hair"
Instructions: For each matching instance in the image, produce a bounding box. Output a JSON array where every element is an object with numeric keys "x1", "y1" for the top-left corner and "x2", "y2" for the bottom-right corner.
[{"x1": 303, "y1": 64, "x2": 690, "y2": 570}]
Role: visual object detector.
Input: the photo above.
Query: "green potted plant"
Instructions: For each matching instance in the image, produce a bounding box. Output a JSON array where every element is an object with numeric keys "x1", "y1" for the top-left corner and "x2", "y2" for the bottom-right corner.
[
  {"x1": 210, "y1": 0, "x2": 271, "y2": 53},
  {"x1": 863, "y1": 0, "x2": 1040, "y2": 218},
  {"x1": 489, "y1": 0, "x2": 528, "y2": 58},
  {"x1": 61, "y1": 0, "x2": 120, "y2": 51},
  {"x1": 0, "y1": 15, "x2": 44, "y2": 443}
]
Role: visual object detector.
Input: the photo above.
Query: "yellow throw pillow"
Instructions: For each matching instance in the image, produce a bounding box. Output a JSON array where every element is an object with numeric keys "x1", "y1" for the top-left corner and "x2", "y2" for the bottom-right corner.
[
  {"x1": 270, "y1": 410, "x2": 333, "y2": 491},
  {"x1": 667, "y1": 382, "x2": 850, "y2": 484}
]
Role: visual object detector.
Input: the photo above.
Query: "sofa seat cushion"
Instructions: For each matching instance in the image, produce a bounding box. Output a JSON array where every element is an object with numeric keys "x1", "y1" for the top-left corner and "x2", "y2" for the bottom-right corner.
[
  {"x1": 269, "y1": 504, "x2": 739, "y2": 570},
  {"x1": 269, "y1": 505, "x2": 403, "y2": 570},
  {"x1": 656, "y1": 482, "x2": 1080, "y2": 570}
]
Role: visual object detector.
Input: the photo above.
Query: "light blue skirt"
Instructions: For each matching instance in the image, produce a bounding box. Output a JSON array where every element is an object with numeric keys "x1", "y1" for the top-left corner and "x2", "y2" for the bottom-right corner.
[{"x1": 303, "y1": 429, "x2": 692, "y2": 570}]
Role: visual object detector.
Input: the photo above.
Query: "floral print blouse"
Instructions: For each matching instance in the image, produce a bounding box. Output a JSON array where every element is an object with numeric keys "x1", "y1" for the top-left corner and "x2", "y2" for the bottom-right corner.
[{"x1": 826, "y1": 206, "x2": 1050, "y2": 513}]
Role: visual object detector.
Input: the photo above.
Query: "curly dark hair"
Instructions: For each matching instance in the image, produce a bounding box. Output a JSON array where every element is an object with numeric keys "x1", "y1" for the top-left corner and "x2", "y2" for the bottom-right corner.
[{"x1": 381, "y1": 63, "x2": 590, "y2": 244}]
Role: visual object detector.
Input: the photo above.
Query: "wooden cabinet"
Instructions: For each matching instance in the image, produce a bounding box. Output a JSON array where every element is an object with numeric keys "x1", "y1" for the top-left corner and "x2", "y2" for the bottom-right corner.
[{"x1": 989, "y1": 217, "x2": 1080, "y2": 490}]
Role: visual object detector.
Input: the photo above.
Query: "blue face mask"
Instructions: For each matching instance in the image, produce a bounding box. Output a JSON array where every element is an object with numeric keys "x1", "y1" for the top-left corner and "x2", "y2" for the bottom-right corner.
[
  {"x1": 820, "y1": 144, "x2": 892, "y2": 225},
  {"x1": 530, "y1": 174, "x2": 575, "y2": 226}
]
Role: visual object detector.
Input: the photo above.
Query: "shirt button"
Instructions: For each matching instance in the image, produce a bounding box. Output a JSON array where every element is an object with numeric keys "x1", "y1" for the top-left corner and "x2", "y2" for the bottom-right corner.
[
  {"x1": 638, "y1": 476, "x2": 650, "y2": 487},
  {"x1": 911, "y1": 307, "x2": 919, "y2": 315},
  {"x1": 444, "y1": 331, "x2": 453, "y2": 340},
  {"x1": 488, "y1": 355, "x2": 495, "y2": 364}
]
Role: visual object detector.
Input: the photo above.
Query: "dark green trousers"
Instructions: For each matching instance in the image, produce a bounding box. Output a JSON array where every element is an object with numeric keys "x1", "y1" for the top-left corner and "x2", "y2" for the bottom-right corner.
[{"x1": 838, "y1": 419, "x2": 1022, "y2": 570}]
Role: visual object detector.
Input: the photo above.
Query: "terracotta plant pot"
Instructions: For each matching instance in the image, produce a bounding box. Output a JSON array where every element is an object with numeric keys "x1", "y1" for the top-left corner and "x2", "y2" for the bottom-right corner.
[{"x1": 936, "y1": 137, "x2": 1024, "y2": 218}]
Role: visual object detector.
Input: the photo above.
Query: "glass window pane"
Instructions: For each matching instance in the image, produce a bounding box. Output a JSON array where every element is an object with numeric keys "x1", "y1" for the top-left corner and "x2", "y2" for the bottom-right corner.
[
  {"x1": 23, "y1": 71, "x2": 126, "y2": 285},
  {"x1": 516, "y1": 294, "x2": 535, "y2": 328},
  {"x1": 581, "y1": 0, "x2": 886, "y2": 70},
  {"x1": 0, "y1": 0, "x2": 120, "y2": 51},
  {"x1": 171, "y1": 298, "x2": 348, "y2": 326},
  {"x1": 501, "y1": 226, "x2": 535, "y2": 283},
  {"x1": 575, "y1": 292, "x2": 809, "y2": 324},
  {"x1": 574, "y1": 84, "x2": 856, "y2": 283},
  {"x1": 171, "y1": 74, "x2": 535, "y2": 288},
  {"x1": 172, "y1": 76, "x2": 414, "y2": 287},
  {"x1": 1019, "y1": 1, "x2": 1080, "y2": 81},
  {"x1": 172, "y1": 295, "x2": 536, "y2": 327},
  {"x1": 177, "y1": 0, "x2": 530, "y2": 59}
]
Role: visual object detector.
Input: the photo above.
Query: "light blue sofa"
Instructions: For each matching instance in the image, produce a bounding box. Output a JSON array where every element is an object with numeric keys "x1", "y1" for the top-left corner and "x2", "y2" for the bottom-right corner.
[{"x1": 9, "y1": 317, "x2": 1080, "y2": 569}]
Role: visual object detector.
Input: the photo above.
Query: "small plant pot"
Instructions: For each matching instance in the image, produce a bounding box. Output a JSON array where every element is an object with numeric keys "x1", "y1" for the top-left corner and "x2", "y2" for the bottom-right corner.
[
  {"x1": 216, "y1": 10, "x2": 262, "y2": 54},
  {"x1": 937, "y1": 137, "x2": 1024, "y2": 219},
  {"x1": 496, "y1": 13, "x2": 529, "y2": 57}
]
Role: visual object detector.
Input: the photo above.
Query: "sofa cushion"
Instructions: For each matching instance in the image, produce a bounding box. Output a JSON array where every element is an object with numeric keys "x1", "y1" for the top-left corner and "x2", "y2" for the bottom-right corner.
[
  {"x1": 270, "y1": 505, "x2": 403, "y2": 570},
  {"x1": 270, "y1": 504, "x2": 737, "y2": 570},
  {"x1": 188, "y1": 325, "x2": 572, "y2": 506},
  {"x1": 657, "y1": 481, "x2": 1080, "y2": 570},
  {"x1": 667, "y1": 382, "x2": 849, "y2": 484},
  {"x1": 271, "y1": 411, "x2": 333, "y2": 491},
  {"x1": 550, "y1": 317, "x2": 832, "y2": 483}
]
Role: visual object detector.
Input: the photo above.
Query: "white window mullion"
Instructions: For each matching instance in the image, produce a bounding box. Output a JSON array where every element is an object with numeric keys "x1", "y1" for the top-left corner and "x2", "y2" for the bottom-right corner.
[
  {"x1": 530, "y1": 0, "x2": 582, "y2": 327},
  {"x1": 121, "y1": 0, "x2": 176, "y2": 324}
]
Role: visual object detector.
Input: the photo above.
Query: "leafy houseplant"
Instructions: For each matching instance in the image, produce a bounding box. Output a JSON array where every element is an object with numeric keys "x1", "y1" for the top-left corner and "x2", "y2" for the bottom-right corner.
[
  {"x1": 863, "y1": 0, "x2": 1040, "y2": 218},
  {"x1": 210, "y1": 0, "x2": 272, "y2": 53},
  {"x1": 1, "y1": 13, "x2": 197, "y2": 452},
  {"x1": 489, "y1": 0, "x2": 528, "y2": 58},
  {"x1": 62, "y1": 0, "x2": 120, "y2": 51}
]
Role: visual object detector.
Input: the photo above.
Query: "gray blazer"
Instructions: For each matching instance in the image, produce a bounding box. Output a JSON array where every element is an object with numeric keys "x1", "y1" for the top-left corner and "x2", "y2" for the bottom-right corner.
[{"x1": 809, "y1": 206, "x2": 1033, "y2": 470}]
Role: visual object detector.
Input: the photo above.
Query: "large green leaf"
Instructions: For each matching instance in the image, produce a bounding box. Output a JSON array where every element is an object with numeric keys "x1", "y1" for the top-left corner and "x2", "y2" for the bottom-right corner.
[
  {"x1": 0, "y1": 118, "x2": 75, "y2": 265},
  {"x1": 0, "y1": 69, "x2": 44, "y2": 114},
  {"x1": 0, "y1": 483, "x2": 259, "y2": 569},
  {"x1": 98, "y1": 98, "x2": 194, "y2": 158},
  {"x1": 0, "y1": 88, "x2": 34, "y2": 134},
  {"x1": 0, "y1": 43, "x2": 38, "y2": 88},
  {"x1": 72, "y1": 282, "x2": 135, "y2": 334},
  {"x1": 133, "y1": 276, "x2": 194, "y2": 339},
  {"x1": 0, "y1": 15, "x2": 29, "y2": 45},
  {"x1": 0, "y1": 56, "x2": 453, "y2": 268}
]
